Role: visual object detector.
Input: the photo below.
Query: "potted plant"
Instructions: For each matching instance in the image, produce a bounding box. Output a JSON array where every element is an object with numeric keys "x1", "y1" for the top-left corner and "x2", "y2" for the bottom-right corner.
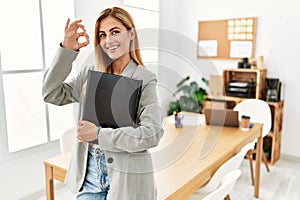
[{"x1": 167, "y1": 76, "x2": 209, "y2": 115}]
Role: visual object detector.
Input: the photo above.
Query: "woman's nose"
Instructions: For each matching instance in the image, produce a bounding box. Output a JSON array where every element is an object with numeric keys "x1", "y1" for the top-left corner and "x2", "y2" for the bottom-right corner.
[{"x1": 105, "y1": 34, "x2": 115, "y2": 44}]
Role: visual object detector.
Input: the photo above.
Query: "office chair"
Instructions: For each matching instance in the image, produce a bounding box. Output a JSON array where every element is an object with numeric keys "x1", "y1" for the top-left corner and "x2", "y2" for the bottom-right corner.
[
  {"x1": 188, "y1": 144, "x2": 250, "y2": 199},
  {"x1": 59, "y1": 128, "x2": 76, "y2": 154},
  {"x1": 201, "y1": 169, "x2": 241, "y2": 200},
  {"x1": 233, "y1": 99, "x2": 272, "y2": 185}
]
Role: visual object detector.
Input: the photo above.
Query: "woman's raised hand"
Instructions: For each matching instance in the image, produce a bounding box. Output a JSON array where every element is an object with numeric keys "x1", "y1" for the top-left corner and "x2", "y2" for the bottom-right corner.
[{"x1": 62, "y1": 18, "x2": 90, "y2": 51}]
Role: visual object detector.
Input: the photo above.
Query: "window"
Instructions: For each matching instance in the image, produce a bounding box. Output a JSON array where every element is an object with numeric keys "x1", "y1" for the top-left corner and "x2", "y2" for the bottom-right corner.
[
  {"x1": 0, "y1": 0, "x2": 75, "y2": 153},
  {"x1": 123, "y1": 0, "x2": 160, "y2": 74}
]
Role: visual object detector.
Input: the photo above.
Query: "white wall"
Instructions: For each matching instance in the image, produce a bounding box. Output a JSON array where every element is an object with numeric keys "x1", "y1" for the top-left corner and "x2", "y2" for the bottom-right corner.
[{"x1": 159, "y1": 0, "x2": 300, "y2": 158}]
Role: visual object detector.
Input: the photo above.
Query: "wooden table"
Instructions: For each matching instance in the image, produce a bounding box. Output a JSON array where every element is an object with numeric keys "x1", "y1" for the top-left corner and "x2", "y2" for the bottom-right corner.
[
  {"x1": 44, "y1": 151, "x2": 72, "y2": 200},
  {"x1": 44, "y1": 113, "x2": 263, "y2": 200}
]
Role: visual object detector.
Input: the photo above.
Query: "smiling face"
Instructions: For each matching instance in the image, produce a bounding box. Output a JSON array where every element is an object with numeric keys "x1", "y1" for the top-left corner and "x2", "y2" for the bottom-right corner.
[
  {"x1": 98, "y1": 16, "x2": 135, "y2": 61},
  {"x1": 93, "y1": 7, "x2": 144, "y2": 71}
]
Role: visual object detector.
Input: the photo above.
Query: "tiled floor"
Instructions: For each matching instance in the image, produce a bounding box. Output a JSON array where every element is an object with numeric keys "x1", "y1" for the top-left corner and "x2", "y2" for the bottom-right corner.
[
  {"x1": 34, "y1": 183, "x2": 75, "y2": 200},
  {"x1": 36, "y1": 158, "x2": 300, "y2": 200},
  {"x1": 231, "y1": 158, "x2": 300, "y2": 200}
]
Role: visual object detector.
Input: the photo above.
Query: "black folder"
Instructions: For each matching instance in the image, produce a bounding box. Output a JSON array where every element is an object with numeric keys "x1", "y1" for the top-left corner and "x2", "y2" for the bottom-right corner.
[{"x1": 82, "y1": 70, "x2": 143, "y2": 129}]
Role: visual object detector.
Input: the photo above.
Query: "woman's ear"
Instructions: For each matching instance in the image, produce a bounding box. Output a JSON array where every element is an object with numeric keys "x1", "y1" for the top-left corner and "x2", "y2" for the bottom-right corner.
[{"x1": 129, "y1": 28, "x2": 136, "y2": 40}]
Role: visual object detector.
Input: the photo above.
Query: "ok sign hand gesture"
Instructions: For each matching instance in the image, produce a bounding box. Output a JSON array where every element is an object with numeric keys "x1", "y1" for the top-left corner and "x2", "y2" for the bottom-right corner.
[{"x1": 62, "y1": 18, "x2": 90, "y2": 51}]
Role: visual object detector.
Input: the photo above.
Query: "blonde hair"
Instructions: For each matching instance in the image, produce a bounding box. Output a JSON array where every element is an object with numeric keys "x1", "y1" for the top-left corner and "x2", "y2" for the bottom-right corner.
[{"x1": 94, "y1": 7, "x2": 144, "y2": 72}]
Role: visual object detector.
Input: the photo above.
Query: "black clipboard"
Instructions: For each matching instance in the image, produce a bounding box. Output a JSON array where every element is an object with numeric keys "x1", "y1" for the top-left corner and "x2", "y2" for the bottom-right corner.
[{"x1": 82, "y1": 70, "x2": 143, "y2": 129}]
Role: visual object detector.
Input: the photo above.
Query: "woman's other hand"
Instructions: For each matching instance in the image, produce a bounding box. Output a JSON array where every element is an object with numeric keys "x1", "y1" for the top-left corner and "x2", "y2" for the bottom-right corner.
[
  {"x1": 62, "y1": 18, "x2": 90, "y2": 51},
  {"x1": 77, "y1": 120, "x2": 98, "y2": 143}
]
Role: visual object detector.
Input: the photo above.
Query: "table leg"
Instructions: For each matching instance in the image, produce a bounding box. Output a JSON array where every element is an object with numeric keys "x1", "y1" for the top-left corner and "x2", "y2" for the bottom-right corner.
[
  {"x1": 254, "y1": 126, "x2": 262, "y2": 198},
  {"x1": 45, "y1": 164, "x2": 54, "y2": 200}
]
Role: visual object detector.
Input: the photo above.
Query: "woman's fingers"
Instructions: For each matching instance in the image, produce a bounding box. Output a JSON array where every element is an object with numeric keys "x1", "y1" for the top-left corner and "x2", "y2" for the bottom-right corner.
[
  {"x1": 77, "y1": 133, "x2": 84, "y2": 143},
  {"x1": 63, "y1": 18, "x2": 89, "y2": 50},
  {"x1": 77, "y1": 127, "x2": 84, "y2": 143},
  {"x1": 65, "y1": 19, "x2": 86, "y2": 33},
  {"x1": 69, "y1": 19, "x2": 83, "y2": 31},
  {"x1": 64, "y1": 18, "x2": 70, "y2": 33},
  {"x1": 76, "y1": 120, "x2": 97, "y2": 142},
  {"x1": 78, "y1": 40, "x2": 90, "y2": 49},
  {"x1": 77, "y1": 32, "x2": 90, "y2": 48},
  {"x1": 76, "y1": 24, "x2": 86, "y2": 31},
  {"x1": 69, "y1": 19, "x2": 82, "y2": 26},
  {"x1": 77, "y1": 31, "x2": 89, "y2": 39},
  {"x1": 77, "y1": 120, "x2": 84, "y2": 127}
]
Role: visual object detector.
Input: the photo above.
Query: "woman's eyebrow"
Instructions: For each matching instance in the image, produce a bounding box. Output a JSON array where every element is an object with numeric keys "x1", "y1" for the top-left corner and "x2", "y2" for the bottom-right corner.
[
  {"x1": 109, "y1": 27, "x2": 121, "y2": 32},
  {"x1": 99, "y1": 27, "x2": 121, "y2": 33}
]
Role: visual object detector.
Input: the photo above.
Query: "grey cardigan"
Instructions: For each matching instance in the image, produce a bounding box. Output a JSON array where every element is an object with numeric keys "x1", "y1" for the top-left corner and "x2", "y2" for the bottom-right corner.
[{"x1": 42, "y1": 47, "x2": 164, "y2": 200}]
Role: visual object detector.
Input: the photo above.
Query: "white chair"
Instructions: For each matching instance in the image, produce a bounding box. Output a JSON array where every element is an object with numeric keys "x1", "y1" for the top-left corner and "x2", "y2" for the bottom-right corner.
[
  {"x1": 233, "y1": 99, "x2": 272, "y2": 185},
  {"x1": 188, "y1": 145, "x2": 249, "y2": 200},
  {"x1": 201, "y1": 169, "x2": 241, "y2": 200},
  {"x1": 59, "y1": 128, "x2": 76, "y2": 154}
]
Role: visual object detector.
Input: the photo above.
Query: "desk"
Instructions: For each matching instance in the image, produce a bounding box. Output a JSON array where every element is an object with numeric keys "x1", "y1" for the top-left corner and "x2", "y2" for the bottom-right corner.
[
  {"x1": 44, "y1": 113, "x2": 263, "y2": 200},
  {"x1": 44, "y1": 152, "x2": 72, "y2": 200}
]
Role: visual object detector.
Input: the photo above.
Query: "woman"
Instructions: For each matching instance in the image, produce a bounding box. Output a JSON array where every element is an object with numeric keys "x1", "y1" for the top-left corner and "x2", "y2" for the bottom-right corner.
[{"x1": 43, "y1": 7, "x2": 164, "y2": 200}]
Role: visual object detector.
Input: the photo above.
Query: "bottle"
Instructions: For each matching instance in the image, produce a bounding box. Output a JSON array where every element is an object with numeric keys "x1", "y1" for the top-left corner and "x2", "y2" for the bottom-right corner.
[{"x1": 257, "y1": 55, "x2": 264, "y2": 69}]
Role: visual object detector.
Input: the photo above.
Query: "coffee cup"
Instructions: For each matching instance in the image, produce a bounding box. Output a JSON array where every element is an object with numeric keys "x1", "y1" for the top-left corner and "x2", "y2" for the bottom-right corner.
[{"x1": 240, "y1": 115, "x2": 250, "y2": 131}]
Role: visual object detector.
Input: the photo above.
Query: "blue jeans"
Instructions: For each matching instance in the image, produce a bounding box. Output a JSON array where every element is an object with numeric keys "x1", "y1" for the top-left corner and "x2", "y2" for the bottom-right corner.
[{"x1": 76, "y1": 148, "x2": 110, "y2": 200}]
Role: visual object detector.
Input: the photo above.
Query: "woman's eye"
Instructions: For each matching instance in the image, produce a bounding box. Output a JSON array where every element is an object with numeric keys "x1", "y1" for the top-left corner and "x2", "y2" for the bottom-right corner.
[
  {"x1": 99, "y1": 33, "x2": 106, "y2": 38},
  {"x1": 112, "y1": 30, "x2": 120, "y2": 35}
]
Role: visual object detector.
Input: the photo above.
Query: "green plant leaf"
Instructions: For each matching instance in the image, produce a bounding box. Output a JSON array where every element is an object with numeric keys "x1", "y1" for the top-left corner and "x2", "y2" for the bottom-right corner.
[
  {"x1": 167, "y1": 101, "x2": 181, "y2": 115},
  {"x1": 176, "y1": 76, "x2": 190, "y2": 88},
  {"x1": 190, "y1": 81, "x2": 199, "y2": 95},
  {"x1": 179, "y1": 96, "x2": 200, "y2": 113},
  {"x1": 195, "y1": 88, "x2": 208, "y2": 102},
  {"x1": 168, "y1": 75, "x2": 208, "y2": 114},
  {"x1": 201, "y1": 77, "x2": 209, "y2": 86},
  {"x1": 179, "y1": 85, "x2": 191, "y2": 96}
]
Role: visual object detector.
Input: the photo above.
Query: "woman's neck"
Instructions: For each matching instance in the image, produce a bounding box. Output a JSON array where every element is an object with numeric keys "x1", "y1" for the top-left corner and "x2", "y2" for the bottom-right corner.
[{"x1": 111, "y1": 53, "x2": 131, "y2": 75}]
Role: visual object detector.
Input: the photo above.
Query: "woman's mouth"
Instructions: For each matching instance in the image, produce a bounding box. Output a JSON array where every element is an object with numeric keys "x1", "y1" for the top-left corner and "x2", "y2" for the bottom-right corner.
[{"x1": 106, "y1": 45, "x2": 119, "y2": 51}]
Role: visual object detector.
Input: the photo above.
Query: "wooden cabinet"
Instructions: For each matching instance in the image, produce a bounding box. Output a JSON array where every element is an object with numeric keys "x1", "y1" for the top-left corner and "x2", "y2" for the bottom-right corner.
[
  {"x1": 223, "y1": 68, "x2": 267, "y2": 99},
  {"x1": 204, "y1": 68, "x2": 284, "y2": 165},
  {"x1": 265, "y1": 101, "x2": 284, "y2": 164}
]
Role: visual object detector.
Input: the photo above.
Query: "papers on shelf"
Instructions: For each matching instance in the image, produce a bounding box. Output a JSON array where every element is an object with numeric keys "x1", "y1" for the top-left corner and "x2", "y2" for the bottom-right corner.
[{"x1": 228, "y1": 82, "x2": 249, "y2": 87}]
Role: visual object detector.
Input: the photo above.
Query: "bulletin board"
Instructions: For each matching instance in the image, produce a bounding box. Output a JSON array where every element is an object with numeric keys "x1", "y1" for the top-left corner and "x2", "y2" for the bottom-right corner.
[{"x1": 197, "y1": 17, "x2": 256, "y2": 60}]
